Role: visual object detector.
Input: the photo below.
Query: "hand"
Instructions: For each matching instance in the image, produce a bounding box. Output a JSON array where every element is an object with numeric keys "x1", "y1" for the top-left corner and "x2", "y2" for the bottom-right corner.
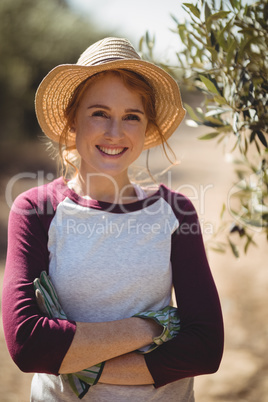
[
  {"x1": 133, "y1": 306, "x2": 181, "y2": 354},
  {"x1": 144, "y1": 317, "x2": 163, "y2": 339},
  {"x1": 33, "y1": 271, "x2": 66, "y2": 319}
]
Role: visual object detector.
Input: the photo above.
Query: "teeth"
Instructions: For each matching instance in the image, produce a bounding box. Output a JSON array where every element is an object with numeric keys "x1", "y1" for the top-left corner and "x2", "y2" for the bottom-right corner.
[{"x1": 98, "y1": 146, "x2": 125, "y2": 155}]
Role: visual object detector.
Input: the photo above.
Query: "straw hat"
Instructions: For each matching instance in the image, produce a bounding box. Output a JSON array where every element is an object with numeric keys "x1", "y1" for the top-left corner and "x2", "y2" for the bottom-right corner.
[{"x1": 35, "y1": 37, "x2": 185, "y2": 150}]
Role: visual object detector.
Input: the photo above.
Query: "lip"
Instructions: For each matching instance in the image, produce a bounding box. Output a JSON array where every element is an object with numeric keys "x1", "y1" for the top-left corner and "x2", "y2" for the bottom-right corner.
[{"x1": 96, "y1": 145, "x2": 128, "y2": 157}]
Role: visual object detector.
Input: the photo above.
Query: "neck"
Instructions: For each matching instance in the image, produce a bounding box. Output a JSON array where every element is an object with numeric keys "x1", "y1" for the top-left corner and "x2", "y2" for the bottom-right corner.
[{"x1": 72, "y1": 171, "x2": 137, "y2": 204}]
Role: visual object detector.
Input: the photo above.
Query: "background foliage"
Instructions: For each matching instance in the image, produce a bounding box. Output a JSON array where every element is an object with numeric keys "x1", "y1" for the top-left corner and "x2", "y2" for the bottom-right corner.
[
  {"x1": 0, "y1": 0, "x2": 108, "y2": 141},
  {"x1": 140, "y1": 0, "x2": 268, "y2": 257}
]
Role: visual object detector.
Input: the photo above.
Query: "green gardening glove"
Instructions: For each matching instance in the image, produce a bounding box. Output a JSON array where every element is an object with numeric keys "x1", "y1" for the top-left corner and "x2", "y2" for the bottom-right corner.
[
  {"x1": 133, "y1": 305, "x2": 180, "y2": 354},
  {"x1": 33, "y1": 271, "x2": 104, "y2": 399},
  {"x1": 34, "y1": 271, "x2": 66, "y2": 319}
]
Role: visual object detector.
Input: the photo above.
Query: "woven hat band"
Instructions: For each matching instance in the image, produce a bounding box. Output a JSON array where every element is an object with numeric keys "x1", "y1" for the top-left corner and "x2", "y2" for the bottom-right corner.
[{"x1": 90, "y1": 57, "x2": 129, "y2": 66}]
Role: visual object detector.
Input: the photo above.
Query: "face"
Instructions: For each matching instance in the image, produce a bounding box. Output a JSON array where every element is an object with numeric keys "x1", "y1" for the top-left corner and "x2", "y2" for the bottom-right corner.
[{"x1": 72, "y1": 73, "x2": 148, "y2": 183}]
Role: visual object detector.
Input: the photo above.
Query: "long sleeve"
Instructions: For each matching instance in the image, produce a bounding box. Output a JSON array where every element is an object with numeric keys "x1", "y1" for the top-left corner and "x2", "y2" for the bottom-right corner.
[
  {"x1": 145, "y1": 187, "x2": 224, "y2": 387},
  {"x1": 2, "y1": 180, "x2": 76, "y2": 375}
]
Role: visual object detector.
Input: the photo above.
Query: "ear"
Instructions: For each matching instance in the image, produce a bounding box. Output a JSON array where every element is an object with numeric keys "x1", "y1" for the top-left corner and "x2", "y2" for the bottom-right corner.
[
  {"x1": 69, "y1": 119, "x2": 77, "y2": 133},
  {"x1": 145, "y1": 121, "x2": 150, "y2": 135}
]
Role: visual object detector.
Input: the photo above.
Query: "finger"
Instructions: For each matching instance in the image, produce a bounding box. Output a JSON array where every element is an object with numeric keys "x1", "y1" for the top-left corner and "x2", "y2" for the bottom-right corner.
[{"x1": 35, "y1": 289, "x2": 49, "y2": 315}]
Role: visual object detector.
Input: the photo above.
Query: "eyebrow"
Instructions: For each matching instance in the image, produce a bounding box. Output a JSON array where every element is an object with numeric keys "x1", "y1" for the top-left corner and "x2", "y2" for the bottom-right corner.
[{"x1": 87, "y1": 104, "x2": 144, "y2": 114}]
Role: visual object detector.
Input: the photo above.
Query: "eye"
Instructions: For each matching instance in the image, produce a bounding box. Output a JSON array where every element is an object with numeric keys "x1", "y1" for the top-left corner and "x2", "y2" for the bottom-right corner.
[
  {"x1": 124, "y1": 114, "x2": 141, "y2": 121},
  {"x1": 92, "y1": 111, "x2": 109, "y2": 118}
]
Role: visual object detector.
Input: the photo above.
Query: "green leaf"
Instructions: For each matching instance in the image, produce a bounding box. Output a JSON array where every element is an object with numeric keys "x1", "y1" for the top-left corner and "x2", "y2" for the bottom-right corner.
[
  {"x1": 204, "y1": 2, "x2": 211, "y2": 20},
  {"x1": 204, "y1": 115, "x2": 225, "y2": 126},
  {"x1": 205, "y1": 108, "x2": 227, "y2": 117},
  {"x1": 199, "y1": 75, "x2": 221, "y2": 95},
  {"x1": 206, "y1": 10, "x2": 231, "y2": 31},
  {"x1": 138, "y1": 36, "x2": 144, "y2": 52},
  {"x1": 198, "y1": 132, "x2": 221, "y2": 140},
  {"x1": 182, "y1": 3, "x2": 200, "y2": 18},
  {"x1": 186, "y1": 119, "x2": 200, "y2": 127},
  {"x1": 226, "y1": 39, "x2": 237, "y2": 67},
  {"x1": 237, "y1": 37, "x2": 252, "y2": 61},
  {"x1": 210, "y1": 246, "x2": 226, "y2": 253},
  {"x1": 217, "y1": 134, "x2": 226, "y2": 145},
  {"x1": 256, "y1": 131, "x2": 268, "y2": 148},
  {"x1": 206, "y1": 46, "x2": 218, "y2": 60},
  {"x1": 250, "y1": 131, "x2": 256, "y2": 143},
  {"x1": 207, "y1": 11, "x2": 231, "y2": 21},
  {"x1": 217, "y1": 18, "x2": 234, "y2": 51},
  {"x1": 170, "y1": 14, "x2": 179, "y2": 25},
  {"x1": 184, "y1": 103, "x2": 203, "y2": 122},
  {"x1": 254, "y1": 138, "x2": 261, "y2": 154},
  {"x1": 237, "y1": 27, "x2": 255, "y2": 35},
  {"x1": 220, "y1": 203, "x2": 226, "y2": 219},
  {"x1": 216, "y1": 124, "x2": 232, "y2": 133},
  {"x1": 178, "y1": 24, "x2": 186, "y2": 43},
  {"x1": 214, "y1": 94, "x2": 229, "y2": 105},
  {"x1": 228, "y1": 237, "x2": 240, "y2": 258},
  {"x1": 229, "y1": 0, "x2": 240, "y2": 10},
  {"x1": 145, "y1": 31, "x2": 155, "y2": 49},
  {"x1": 244, "y1": 235, "x2": 257, "y2": 254},
  {"x1": 176, "y1": 52, "x2": 186, "y2": 69}
]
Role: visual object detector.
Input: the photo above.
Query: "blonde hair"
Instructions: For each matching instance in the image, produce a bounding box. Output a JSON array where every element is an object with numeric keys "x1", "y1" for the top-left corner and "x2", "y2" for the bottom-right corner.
[{"x1": 58, "y1": 69, "x2": 176, "y2": 179}]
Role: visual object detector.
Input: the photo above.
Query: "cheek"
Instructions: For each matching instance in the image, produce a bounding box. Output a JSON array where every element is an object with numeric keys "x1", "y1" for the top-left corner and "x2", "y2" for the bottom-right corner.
[
  {"x1": 132, "y1": 127, "x2": 147, "y2": 150},
  {"x1": 124, "y1": 120, "x2": 148, "y2": 134},
  {"x1": 128, "y1": 130, "x2": 146, "y2": 149},
  {"x1": 75, "y1": 119, "x2": 107, "y2": 140}
]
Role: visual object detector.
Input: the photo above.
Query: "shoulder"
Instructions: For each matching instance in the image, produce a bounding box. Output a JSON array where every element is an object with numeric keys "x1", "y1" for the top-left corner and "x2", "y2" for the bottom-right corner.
[
  {"x1": 138, "y1": 183, "x2": 196, "y2": 212},
  {"x1": 138, "y1": 183, "x2": 197, "y2": 223},
  {"x1": 11, "y1": 177, "x2": 68, "y2": 216},
  {"x1": 158, "y1": 184, "x2": 197, "y2": 217}
]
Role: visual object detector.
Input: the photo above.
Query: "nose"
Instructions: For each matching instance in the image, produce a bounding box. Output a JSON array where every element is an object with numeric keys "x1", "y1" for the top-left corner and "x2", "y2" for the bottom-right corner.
[{"x1": 104, "y1": 118, "x2": 124, "y2": 140}]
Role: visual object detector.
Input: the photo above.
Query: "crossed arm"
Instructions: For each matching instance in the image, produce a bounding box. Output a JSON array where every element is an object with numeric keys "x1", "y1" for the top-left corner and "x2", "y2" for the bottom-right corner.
[{"x1": 59, "y1": 318, "x2": 161, "y2": 385}]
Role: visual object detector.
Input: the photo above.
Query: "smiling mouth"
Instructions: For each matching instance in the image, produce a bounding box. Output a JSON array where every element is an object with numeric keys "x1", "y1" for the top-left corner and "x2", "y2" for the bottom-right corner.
[{"x1": 96, "y1": 145, "x2": 128, "y2": 156}]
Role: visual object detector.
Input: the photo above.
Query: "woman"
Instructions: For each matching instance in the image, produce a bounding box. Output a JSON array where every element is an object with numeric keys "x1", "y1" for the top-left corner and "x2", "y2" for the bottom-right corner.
[{"x1": 2, "y1": 37, "x2": 224, "y2": 401}]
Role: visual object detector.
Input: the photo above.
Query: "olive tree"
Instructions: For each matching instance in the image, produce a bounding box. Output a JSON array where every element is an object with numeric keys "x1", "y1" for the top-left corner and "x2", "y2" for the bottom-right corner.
[{"x1": 140, "y1": 0, "x2": 268, "y2": 256}]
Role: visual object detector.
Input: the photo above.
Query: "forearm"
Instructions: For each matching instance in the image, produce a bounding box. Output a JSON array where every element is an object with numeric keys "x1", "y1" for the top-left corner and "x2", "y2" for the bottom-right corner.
[
  {"x1": 100, "y1": 352, "x2": 154, "y2": 385},
  {"x1": 59, "y1": 317, "x2": 160, "y2": 374}
]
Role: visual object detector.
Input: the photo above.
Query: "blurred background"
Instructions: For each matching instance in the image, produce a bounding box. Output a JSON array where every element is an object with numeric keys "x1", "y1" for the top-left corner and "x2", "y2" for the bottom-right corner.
[{"x1": 0, "y1": 1, "x2": 267, "y2": 401}]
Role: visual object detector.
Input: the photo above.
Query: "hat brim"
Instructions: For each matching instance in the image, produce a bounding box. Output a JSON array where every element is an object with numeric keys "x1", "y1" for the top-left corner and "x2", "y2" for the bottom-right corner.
[{"x1": 35, "y1": 58, "x2": 185, "y2": 150}]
